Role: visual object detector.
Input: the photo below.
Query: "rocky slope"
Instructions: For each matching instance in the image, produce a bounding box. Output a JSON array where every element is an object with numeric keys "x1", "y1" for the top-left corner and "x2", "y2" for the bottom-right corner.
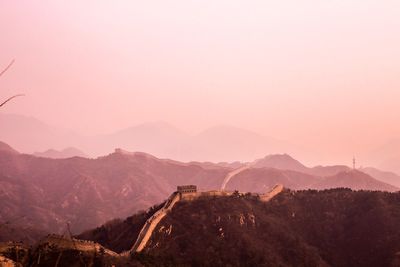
[{"x1": 73, "y1": 189, "x2": 400, "y2": 267}]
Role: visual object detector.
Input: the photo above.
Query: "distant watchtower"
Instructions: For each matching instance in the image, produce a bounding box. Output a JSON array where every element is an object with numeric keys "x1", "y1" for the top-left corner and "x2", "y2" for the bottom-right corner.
[{"x1": 353, "y1": 156, "x2": 356, "y2": 170}]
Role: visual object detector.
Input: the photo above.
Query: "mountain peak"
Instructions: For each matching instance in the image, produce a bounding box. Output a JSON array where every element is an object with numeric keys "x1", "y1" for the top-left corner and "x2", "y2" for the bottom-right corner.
[
  {"x1": 0, "y1": 141, "x2": 19, "y2": 154},
  {"x1": 113, "y1": 148, "x2": 158, "y2": 159},
  {"x1": 253, "y1": 153, "x2": 308, "y2": 172},
  {"x1": 33, "y1": 147, "x2": 87, "y2": 159},
  {"x1": 262, "y1": 153, "x2": 295, "y2": 161}
]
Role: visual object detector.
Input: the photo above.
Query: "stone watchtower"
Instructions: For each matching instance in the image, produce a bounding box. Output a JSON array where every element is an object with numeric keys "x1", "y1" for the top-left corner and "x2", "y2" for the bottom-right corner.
[{"x1": 177, "y1": 185, "x2": 197, "y2": 200}]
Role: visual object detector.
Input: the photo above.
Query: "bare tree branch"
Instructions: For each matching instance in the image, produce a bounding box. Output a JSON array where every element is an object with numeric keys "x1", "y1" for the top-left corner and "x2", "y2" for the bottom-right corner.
[
  {"x1": 0, "y1": 59, "x2": 24, "y2": 108},
  {"x1": 0, "y1": 94, "x2": 24, "y2": 108},
  {"x1": 0, "y1": 59, "x2": 15, "y2": 78}
]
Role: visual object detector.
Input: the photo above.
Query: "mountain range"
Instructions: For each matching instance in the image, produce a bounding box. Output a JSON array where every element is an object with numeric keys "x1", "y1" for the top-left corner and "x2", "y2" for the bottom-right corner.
[
  {"x1": 0, "y1": 140, "x2": 399, "y2": 239},
  {"x1": 0, "y1": 113, "x2": 302, "y2": 163},
  {"x1": 5, "y1": 189, "x2": 400, "y2": 267},
  {"x1": 2, "y1": 113, "x2": 400, "y2": 172},
  {"x1": 0, "y1": 143, "x2": 230, "y2": 234}
]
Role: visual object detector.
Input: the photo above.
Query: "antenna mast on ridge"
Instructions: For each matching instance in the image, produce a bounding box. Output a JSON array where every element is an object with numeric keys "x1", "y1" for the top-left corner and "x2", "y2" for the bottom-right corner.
[{"x1": 353, "y1": 156, "x2": 356, "y2": 170}]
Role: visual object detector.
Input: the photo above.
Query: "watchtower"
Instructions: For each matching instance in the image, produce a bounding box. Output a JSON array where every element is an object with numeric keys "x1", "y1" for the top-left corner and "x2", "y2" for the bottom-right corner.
[
  {"x1": 177, "y1": 185, "x2": 197, "y2": 193},
  {"x1": 177, "y1": 185, "x2": 197, "y2": 199}
]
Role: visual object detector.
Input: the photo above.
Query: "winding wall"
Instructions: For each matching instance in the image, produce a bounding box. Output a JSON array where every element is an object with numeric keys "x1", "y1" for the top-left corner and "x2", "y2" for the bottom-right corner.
[{"x1": 128, "y1": 192, "x2": 180, "y2": 253}]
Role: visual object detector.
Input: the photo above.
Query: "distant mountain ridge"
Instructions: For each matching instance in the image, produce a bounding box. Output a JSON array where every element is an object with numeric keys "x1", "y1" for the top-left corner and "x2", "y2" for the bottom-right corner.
[
  {"x1": 0, "y1": 144, "x2": 230, "y2": 234},
  {"x1": 33, "y1": 147, "x2": 87, "y2": 159},
  {"x1": 224, "y1": 168, "x2": 398, "y2": 193},
  {"x1": 0, "y1": 141, "x2": 18, "y2": 154},
  {"x1": 360, "y1": 167, "x2": 400, "y2": 188},
  {"x1": 0, "y1": 140, "x2": 398, "y2": 241},
  {"x1": 4, "y1": 113, "x2": 400, "y2": 171},
  {"x1": 0, "y1": 113, "x2": 301, "y2": 162},
  {"x1": 252, "y1": 153, "x2": 351, "y2": 177},
  {"x1": 312, "y1": 170, "x2": 398, "y2": 191},
  {"x1": 0, "y1": 113, "x2": 83, "y2": 154},
  {"x1": 253, "y1": 154, "x2": 309, "y2": 173}
]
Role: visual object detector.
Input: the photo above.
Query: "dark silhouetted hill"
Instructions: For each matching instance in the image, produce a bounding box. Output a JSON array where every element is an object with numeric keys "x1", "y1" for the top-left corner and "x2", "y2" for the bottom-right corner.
[{"x1": 78, "y1": 189, "x2": 400, "y2": 267}]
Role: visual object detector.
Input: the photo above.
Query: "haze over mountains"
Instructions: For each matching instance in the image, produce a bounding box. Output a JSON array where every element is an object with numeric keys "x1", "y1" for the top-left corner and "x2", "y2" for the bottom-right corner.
[
  {"x1": 367, "y1": 139, "x2": 400, "y2": 175},
  {"x1": 2, "y1": 1, "x2": 400, "y2": 265},
  {"x1": 0, "y1": 113, "x2": 301, "y2": 163},
  {"x1": 33, "y1": 147, "x2": 87, "y2": 159},
  {"x1": 0, "y1": 140, "x2": 399, "y2": 239},
  {"x1": 1, "y1": 113, "x2": 400, "y2": 245},
  {"x1": 2, "y1": 113, "x2": 400, "y2": 172}
]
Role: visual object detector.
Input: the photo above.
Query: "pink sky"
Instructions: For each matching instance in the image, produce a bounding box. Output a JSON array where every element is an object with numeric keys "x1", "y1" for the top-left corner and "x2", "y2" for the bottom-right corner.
[{"x1": 1, "y1": 0, "x2": 400, "y2": 164}]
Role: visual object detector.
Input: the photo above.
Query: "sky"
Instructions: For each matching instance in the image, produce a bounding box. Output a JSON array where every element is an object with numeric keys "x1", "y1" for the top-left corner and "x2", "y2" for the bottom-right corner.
[{"x1": 1, "y1": 0, "x2": 400, "y2": 164}]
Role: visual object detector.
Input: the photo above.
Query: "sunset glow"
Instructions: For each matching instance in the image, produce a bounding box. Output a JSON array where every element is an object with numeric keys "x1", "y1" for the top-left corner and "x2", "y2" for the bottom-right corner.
[{"x1": 1, "y1": 1, "x2": 400, "y2": 166}]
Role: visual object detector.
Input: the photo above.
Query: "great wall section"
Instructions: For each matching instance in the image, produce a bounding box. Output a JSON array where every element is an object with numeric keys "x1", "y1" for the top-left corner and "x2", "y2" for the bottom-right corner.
[
  {"x1": 123, "y1": 178, "x2": 284, "y2": 254},
  {"x1": 220, "y1": 160, "x2": 264, "y2": 191},
  {"x1": 221, "y1": 164, "x2": 252, "y2": 191},
  {"x1": 260, "y1": 184, "x2": 284, "y2": 201},
  {"x1": 126, "y1": 191, "x2": 181, "y2": 253},
  {"x1": 28, "y1": 165, "x2": 285, "y2": 258}
]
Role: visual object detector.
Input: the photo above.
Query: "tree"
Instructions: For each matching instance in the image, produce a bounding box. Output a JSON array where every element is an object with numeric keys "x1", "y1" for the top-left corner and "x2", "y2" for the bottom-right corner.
[
  {"x1": 0, "y1": 59, "x2": 24, "y2": 108},
  {"x1": 232, "y1": 190, "x2": 240, "y2": 198}
]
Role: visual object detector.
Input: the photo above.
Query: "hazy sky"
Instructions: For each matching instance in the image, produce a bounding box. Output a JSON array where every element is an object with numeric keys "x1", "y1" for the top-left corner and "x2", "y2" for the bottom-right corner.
[{"x1": 1, "y1": 0, "x2": 400, "y2": 162}]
